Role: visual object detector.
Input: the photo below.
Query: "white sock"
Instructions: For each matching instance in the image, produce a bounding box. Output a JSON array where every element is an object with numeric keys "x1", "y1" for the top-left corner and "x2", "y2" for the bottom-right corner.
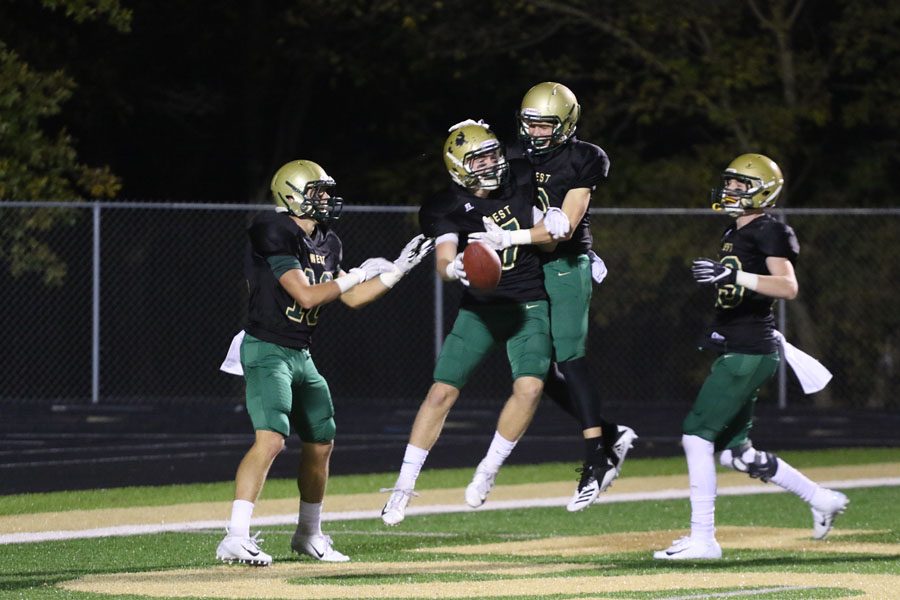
[
  {"x1": 395, "y1": 444, "x2": 429, "y2": 491},
  {"x1": 228, "y1": 499, "x2": 254, "y2": 538},
  {"x1": 683, "y1": 434, "x2": 717, "y2": 541},
  {"x1": 480, "y1": 431, "x2": 517, "y2": 473},
  {"x1": 770, "y1": 458, "x2": 819, "y2": 503},
  {"x1": 297, "y1": 501, "x2": 323, "y2": 536}
]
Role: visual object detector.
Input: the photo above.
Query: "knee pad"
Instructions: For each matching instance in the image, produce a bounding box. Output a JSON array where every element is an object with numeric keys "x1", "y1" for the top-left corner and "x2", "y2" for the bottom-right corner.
[{"x1": 719, "y1": 442, "x2": 779, "y2": 483}]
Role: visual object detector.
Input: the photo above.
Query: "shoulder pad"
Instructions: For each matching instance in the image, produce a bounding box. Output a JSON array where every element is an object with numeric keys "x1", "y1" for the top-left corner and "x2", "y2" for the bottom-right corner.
[{"x1": 248, "y1": 213, "x2": 297, "y2": 257}]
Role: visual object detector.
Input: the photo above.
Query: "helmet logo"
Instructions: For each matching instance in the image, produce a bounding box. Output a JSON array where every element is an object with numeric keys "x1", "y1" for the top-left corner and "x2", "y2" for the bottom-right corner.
[{"x1": 454, "y1": 132, "x2": 467, "y2": 146}]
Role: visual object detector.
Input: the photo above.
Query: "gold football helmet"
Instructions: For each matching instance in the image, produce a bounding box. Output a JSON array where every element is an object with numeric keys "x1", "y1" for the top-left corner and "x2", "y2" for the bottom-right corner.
[
  {"x1": 270, "y1": 160, "x2": 343, "y2": 222},
  {"x1": 443, "y1": 119, "x2": 509, "y2": 191},
  {"x1": 518, "y1": 82, "x2": 581, "y2": 154},
  {"x1": 710, "y1": 154, "x2": 784, "y2": 216}
]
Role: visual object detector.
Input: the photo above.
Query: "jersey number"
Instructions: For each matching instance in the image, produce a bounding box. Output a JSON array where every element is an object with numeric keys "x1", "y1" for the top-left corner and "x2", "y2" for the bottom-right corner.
[
  {"x1": 285, "y1": 269, "x2": 333, "y2": 325},
  {"x1": 536, "y1": 186, "x2": 550, "y2": 213},
  {"x1": 715, "y1": 256, "x2": 744, "y2": 309},
  {"x1": 499, "y1": 218, "x2": 522, "y2": 270}
]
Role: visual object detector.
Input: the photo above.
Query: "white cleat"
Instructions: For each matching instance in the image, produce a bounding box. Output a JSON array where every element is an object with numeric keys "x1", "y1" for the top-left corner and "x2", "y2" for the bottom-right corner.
[
  {"x1": 216, "y1": 531, "x2": 272, "y2": 566},
  {"x1": 653, "y1": 536, "x2": 722, "y2": 560},
  {"x1": 609, "y1": 425, "x2": 638, "y2": 474},
  {"x1": 465, "y1": 460, "x2": 497, "y2": 508},
  {"x1": 810, "y1": 488, "x2": 849, "y2": 540},
  {"x1": 291, "y1": 532, "x2": 350, "y2": 562},
  {"x1": 380, "y1": 487, "x2": 418, "y2": 526},
  {"x1": 566, "y1": 458, "x2": 617, "y2": 512}
]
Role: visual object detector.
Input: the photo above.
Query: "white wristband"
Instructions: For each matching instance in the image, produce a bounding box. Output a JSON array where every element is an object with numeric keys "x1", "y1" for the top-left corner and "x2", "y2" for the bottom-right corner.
[
  {"x1": 335, "y1": 271, "x2": 363, "y2": 294},
  {"x1": 378, "y1": 270, "x2": 403, "y2": 288},
  {"x1": 509, "y1": 229, "x2": 532, "y2": 246},
  {"x1": 735, "y1": 270, "x2": 759, "y2": 291}
]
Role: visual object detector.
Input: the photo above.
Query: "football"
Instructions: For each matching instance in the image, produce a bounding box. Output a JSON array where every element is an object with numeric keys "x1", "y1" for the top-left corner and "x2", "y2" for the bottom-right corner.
[{"x1": 462, "y1": 241, "x2": 502, "y2": 290}]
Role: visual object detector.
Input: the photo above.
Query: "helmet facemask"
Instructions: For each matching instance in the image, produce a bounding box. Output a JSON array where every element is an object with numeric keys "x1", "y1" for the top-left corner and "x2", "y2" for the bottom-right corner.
[
  {"x1": 443, "y1": 120, "x2": 509, "y2": 192},
  {"x1": 285, "y1": 179, "x2": 344, "y2": 223},
  {"x1": 462, "y1": 143, "x2": 509, "y2": 191},
  {"x1": 518, "y1": 111, "x2": 571, "y2": 155}
]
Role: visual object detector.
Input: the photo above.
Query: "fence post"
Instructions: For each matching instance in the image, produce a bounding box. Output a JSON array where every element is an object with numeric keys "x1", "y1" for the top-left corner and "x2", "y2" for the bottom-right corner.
[
  {"x1": 777, "y1": 298, "x2": 787, "y2": 409},
  {"x1": 92, "y1": 202, "x2": 101, "y2": 405},
  {"x1": 433, "y1": 270, "x2": 443, "y2": 364},
  {"x1": 776, "y1": 209, "x2": 788, "y2": 410}
]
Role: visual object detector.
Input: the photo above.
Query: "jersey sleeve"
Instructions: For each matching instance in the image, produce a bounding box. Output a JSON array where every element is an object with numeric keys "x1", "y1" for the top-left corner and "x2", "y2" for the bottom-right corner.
[
  {"x1": 248, "y1": 218, "x2": 296, "y2": 258},
  {"x1": 327, "y1": 231, "x2": 344, "y2": 273},
  {"x1": 758, "y1": 221, "x2": 800, "y2": 262},
  {"x1": 571, "y1": 144, "x2": 610, "y2": 189},
  {"x1": 419, "y1": 193, "x2": 457, "y2": 237}
]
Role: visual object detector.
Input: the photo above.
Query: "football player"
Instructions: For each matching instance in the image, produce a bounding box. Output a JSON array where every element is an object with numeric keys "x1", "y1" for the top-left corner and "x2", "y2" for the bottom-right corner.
[
  {"x1": 380, "y1": 119, "x2": 554, "y2": 525},
  {"x1": 469, "y1": 82, "x2": 636, "y2": 512},
  {"x1": 217, "y1": 160, "x2": 433, "y2": 565},
  {"x1": 654, "y1": 154, "x2": 849, "y2": 560}
]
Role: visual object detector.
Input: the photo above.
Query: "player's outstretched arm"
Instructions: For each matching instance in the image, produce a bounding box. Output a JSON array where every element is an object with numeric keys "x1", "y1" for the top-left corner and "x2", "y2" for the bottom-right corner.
[
  {"x1": 468, "y1": 188, "x2": 590, "y2": 250},
  {"x1": 341, "y1": 234, "x2": 436, "y2": 308}
]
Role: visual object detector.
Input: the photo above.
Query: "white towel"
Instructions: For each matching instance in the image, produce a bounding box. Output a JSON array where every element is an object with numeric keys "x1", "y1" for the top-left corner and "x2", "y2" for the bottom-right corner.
[
  {"x1": 773, "y1": 331, "x2": 832, "y2": 394},
  {"x1": 220, "y1": 330, "x2": 245, "y2": 376}
]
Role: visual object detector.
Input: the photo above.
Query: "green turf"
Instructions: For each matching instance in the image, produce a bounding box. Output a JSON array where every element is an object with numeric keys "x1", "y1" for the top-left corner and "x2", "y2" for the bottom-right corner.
[
  {"x1": 0, "y1": 448, "x2": 897, "y2": 599},
  {"x1": 1, "y1": 446, "x2": 897, "y2": 516}
]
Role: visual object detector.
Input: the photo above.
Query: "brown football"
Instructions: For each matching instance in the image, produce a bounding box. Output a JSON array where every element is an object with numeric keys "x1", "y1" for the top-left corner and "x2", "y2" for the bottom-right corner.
[{"x1": 462, "y1": 241, "x2": 502, "y2": 290}]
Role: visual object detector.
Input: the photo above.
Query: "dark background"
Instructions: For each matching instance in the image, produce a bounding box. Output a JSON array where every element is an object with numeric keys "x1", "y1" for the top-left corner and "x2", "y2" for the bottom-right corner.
[{"x1": 1, "y1": 1, "x2": 898, "y2": 493}]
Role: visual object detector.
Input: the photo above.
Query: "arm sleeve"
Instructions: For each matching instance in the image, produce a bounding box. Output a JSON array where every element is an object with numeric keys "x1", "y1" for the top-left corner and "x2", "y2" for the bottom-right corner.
[{"x1": 267, "y1": 255, "x2": 301, "y2": 278}]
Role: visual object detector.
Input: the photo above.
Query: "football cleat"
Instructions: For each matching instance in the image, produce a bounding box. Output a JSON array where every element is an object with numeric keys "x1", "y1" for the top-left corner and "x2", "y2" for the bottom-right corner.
[
  {"x1": 653, "y1": 536, "x2": 722, "y2": 560},
  {"x1": 465, "y1": 460, "x2": 497, "y2": 508},
  {"x1": 566, "y1": 458, "x2": 617, "y2": 512},
  {"x1": 380, "y1": 487, "x2": 418, "y2": 526},
  {"x1": 810, "y1": 488, "x2": 849, "y2": 540},
  {"x1": 606, "y1": 425, "x2": 638, "y2": 473},
  {"x1": 291, "y1": 532, "x2": 350, "y2": 562},
  {"x1": 216, "y1": 531, "x2": 272, "y2": 566}
]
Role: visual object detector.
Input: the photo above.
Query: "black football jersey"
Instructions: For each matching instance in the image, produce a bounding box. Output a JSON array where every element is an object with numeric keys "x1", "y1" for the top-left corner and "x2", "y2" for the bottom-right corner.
[
  {"x1": 511, "y1": 137, "x2": 610, "y2": 257},
  {"x1": 420, "y1": 159, "x2": 547, "y2": 307},
  {"x1": 244, "y1": 210, "x2": 343, "y2": 350},
  {"x1": 705, "y1": 214, "x2": 800, "y2": 354}
]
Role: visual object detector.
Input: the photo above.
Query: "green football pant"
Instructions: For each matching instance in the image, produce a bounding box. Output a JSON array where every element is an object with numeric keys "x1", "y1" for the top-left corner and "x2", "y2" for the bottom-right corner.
[
  {"x1": 433, "y1": 301, "x2": 551, "y2": 389},
  {"x1": 682, "y1": 352, "x2": 780, "y2": 451},
  {"x1": 542, "y1": 254, "x2": 591, "y2": 362},
  {"x1": 241, "y1": 334, "x2": 336, "y2": 442}
]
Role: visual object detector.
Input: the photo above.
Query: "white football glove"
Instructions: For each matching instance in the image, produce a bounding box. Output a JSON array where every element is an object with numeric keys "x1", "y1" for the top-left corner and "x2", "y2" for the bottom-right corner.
[
  {"x1": 587, "y1": 250, "x2": 608, "y2": 285},
  {"x1": 394, "y1": 234, "x2": 435, "y2": 274},
  {"x1": 543, "y1": 207, "x2": 570, "y2": 240},
  {"x1": 468, "y1": 217, "x2": 511, "y2": 251},
  {"x1": 349, "y1": 257, "x2": 397, "y2": 283},
  {"x1": 444, "y1": 251, "x2": 470, "y2": 286}
]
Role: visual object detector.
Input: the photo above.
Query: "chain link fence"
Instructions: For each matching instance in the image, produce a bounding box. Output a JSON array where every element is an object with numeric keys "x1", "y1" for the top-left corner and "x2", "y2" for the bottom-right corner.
[{"x1": 1, "y1": 202, "x2": 897, "y2": 411}]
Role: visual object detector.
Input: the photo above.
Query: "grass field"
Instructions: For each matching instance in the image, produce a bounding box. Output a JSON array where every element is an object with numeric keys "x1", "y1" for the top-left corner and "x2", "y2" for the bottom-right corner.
[{"x1": 1, "y1": 448, "x2": 898, "y2": 599}]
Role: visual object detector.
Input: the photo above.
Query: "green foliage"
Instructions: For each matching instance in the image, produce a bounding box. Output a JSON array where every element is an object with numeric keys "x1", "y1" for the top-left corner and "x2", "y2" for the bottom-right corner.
[{"x1": 0, "y1": 2, "x2": 126, "y2": 285}]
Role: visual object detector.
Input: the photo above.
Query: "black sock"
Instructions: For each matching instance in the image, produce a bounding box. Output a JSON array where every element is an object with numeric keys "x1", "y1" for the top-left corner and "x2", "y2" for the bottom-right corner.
[{"x1": 583, "y1": 436, "x2": 603, "y2": 464}]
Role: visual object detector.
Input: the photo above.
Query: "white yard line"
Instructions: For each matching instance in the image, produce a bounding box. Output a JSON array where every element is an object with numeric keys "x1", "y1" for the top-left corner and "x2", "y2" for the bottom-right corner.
[
  {"x1": 2, "y1": 476, "x2": 897, "y2": 545},
  {"x1": 659, "y1": 586, "x2": 817, "y2": 599}
]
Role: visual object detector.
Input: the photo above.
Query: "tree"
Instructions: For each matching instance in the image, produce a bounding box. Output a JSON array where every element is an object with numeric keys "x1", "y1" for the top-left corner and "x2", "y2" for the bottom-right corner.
[{"x1": 0, "y1": 0, "x2": 128, "y2": 284}]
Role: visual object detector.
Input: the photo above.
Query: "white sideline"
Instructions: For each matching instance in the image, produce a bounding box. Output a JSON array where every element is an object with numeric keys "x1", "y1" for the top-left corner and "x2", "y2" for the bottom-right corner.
[{"x1": 2, "y1": 476, "x2": 897, "y2": 545}]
